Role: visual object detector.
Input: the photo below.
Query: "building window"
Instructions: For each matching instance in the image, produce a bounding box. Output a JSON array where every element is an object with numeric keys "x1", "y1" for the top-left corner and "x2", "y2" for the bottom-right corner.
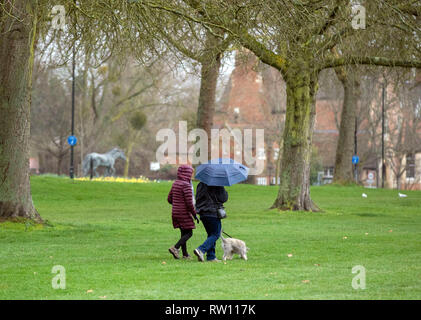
[
  {"x1": 406, "y1": 153, "x2": 415, "y2": 179},
  {"x1": 273, "y1": 148, "x2": 279, "y2": 160},
  {"x1": 271, "y1": 177, "x2": 280, "y2": 185},
  {"x1": 233, "y1": 107, "x2": 240, "y2": 122},
  {"x1": 257, "y1": 148, "x2": 266, "y2": 160},
  {"x1": 415, "y1": 97, "x2": 421, "y2": 119},
  {"x1": 257, "y1": 177, "x2": 267, "y2": 185},
  {"x1": 324, "y1": 167, "x2": 334, "y2": 178}
]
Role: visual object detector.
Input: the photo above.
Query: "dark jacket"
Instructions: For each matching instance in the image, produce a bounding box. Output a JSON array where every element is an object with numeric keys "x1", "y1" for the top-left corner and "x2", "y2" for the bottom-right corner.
[
  {"x1": 167, "y1": 165, "x2": 197, "y2": 229},
  {"x1": 195, "y1": 182, "x2": 228, "y2": 217}
]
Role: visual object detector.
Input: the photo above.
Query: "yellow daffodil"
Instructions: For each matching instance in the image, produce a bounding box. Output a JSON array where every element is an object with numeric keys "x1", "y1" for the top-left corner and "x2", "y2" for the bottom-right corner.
[{"x1": 74, "y1": 176, "x2": 153, "y2": 183}]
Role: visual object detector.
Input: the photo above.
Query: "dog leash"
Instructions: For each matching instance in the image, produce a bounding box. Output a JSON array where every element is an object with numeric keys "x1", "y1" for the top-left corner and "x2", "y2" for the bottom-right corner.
[
  {"x1": 193, "y1": 211, "x2": 232, "y2": 238},
  {"x1": 222, "y1": 230, "x2": 233, "y2": 238}
]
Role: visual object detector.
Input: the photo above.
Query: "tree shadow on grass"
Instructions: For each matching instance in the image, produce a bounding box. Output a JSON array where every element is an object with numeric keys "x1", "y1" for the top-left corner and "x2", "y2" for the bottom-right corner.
[{"x1": 353, "y1": 213, "x2": 387, "y2": 217}]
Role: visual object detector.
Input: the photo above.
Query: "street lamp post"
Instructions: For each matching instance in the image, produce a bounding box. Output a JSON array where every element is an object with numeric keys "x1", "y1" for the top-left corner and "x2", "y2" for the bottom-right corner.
[
  {"x1": 381, "y1": 83, "x2": 386, "y2": 188},
  {"x1": 354, "y1": 116, "x2": 358, "y2": 183},
  {"x1": 69, "y1": 45, "x2": 76, "y2": 179}
]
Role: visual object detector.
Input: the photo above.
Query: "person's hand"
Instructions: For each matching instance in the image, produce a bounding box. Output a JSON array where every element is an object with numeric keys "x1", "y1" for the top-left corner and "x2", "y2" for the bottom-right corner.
[{"x1": 194, "y1": 216, "x2": 200, "y2": 224}]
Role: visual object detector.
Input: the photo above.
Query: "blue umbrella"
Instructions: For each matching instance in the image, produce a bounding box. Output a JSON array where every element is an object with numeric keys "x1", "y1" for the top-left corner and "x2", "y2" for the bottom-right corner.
[{"x1": 195, "y1": 158, "x2": 249, "y2": 186}]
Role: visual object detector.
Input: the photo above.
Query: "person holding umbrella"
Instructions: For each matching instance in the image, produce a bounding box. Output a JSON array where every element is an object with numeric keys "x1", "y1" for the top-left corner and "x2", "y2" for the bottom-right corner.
[
  {"x1": 193, "y1": 182, "x2": 228, "y2": 262},
  {"x1": 193, "y1": 159, "x2": 249, "y2": 262}
]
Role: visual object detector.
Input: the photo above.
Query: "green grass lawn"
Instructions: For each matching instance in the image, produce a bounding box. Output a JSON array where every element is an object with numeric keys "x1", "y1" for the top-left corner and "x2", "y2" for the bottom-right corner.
[{"x1": 1, "y1": 176, "x2": 420, "y2": 299}]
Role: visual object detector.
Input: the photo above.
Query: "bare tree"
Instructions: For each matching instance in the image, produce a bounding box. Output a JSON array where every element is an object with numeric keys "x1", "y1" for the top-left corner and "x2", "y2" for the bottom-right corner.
[
  {"x1": 31, "y1": 63, "x2": 71, "y2": 175},
  {"x1": 384, "y1": 71, "x2": 421, "y2": 189},
  {"x1": 333, "y1": 66, "x2": 362, "y2": 184}
]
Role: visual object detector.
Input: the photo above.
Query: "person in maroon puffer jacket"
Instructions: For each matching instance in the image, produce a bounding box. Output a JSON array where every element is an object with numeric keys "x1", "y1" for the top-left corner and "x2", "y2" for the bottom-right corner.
[{"x1": 167, "y1": 164, "x2": 199, "y2": 259}]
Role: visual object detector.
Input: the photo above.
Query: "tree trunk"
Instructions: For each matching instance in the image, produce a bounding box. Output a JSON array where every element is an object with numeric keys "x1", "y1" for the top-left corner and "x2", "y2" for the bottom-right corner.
[
  {"x1": 272, "y1": 67, "x2": 319, "y2": 211},
  {"x1": 78, "y1": 54, "x2": 90, "y2": 177},
  {"x1": 196, "y1": 32, "x2": 222, "y2": 161},
  {"x1": 124, "y1": 130, "x2": 140, "y2": 177},
  {"x1": 57, "y1": 155, "x2": 63, "y2": 176},
  {"x1": 274, "y1": 137, "x2": 283, "y2": 185},
  {"x1": 124, "y1": 141, "x2": 134, "y2": 178},
  {"x1": 0, "y1": 1, "x2": 42, "y2": 222},
  {"x1": 333, "y1": 70, "x2": 361, "y2": 184}
]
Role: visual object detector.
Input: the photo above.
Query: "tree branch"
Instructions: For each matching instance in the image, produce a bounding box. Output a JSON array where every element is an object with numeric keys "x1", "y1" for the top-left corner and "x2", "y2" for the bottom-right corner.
[
  {"x1": 320, "y1": 56, "x2": 421, "y2": 71},
  {"x1": 155, "y1": 25, "x2": 202, "y2": 61},
  {"x1": 315, "y1": 1, "x2": 345, "y2": 36},
  {"x1": 236, "y1": 28, "x2": 288, "y2": 74},
  {"x1": 141, "y1": 0, "x2": 228, "y2": 39}
]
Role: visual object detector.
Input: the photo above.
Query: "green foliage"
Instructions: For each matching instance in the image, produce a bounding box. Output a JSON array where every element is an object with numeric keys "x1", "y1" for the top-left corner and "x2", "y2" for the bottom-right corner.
[
  {"x1": 111, "y1": 85, "x2": 121, "y2": 96},
  {"x1": 159, "y1": 164, "x2": 174, "y2": 174},
  {"x1": 129, "y1": 111, "x2": 147, "y2": 131},
  {"x1": 0, "y1": 176, "x2": 420, "y2": 299}
]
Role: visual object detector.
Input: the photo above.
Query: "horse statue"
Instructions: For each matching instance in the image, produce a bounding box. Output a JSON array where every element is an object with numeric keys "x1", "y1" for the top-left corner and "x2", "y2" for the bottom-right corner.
[{"x1": 82, "y1": 147, "x2": 126, "y2": 177}]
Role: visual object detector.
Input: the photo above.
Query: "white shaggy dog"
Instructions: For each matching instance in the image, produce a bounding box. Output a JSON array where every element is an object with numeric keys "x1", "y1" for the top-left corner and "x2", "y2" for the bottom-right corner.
[{"x1": 220, "y1": 235, "x2": 249, "y2": 261}]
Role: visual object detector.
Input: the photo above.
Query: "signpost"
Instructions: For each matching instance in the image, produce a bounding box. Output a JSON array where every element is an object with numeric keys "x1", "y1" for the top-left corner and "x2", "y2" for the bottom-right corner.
[
  {"x1": 367, "y1": 172, "x2": 375, "y2": 188},
  {"x1": 69, "y1": 43, "x2": 76, "y2": 179},
  {"x1": 67, "y1": 135, "x2": 77, "y2": 147},
  {"x1": 150, "y1": 162, "x2": 160, "y2": 171},
  {"x1": 68, "y1": 134, "x2": 77, "y2": 179},
  {"x1": 352, "y1": 155, "x2": 359, "y2": 183}
]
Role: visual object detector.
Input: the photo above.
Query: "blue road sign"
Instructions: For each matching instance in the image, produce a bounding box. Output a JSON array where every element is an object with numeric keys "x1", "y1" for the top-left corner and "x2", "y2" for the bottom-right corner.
[
  {"x1": 67, "y1": 135, "x2": 77, "y2": 146},
  {"x1": 352, "y1": 155, "x2": 359, "y2": 164}
]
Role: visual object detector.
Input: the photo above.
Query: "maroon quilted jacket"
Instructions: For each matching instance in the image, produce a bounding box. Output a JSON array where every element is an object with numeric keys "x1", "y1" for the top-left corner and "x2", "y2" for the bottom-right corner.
[{"x1": 167, "y1": 165, "x2": 197, "y2": 230}]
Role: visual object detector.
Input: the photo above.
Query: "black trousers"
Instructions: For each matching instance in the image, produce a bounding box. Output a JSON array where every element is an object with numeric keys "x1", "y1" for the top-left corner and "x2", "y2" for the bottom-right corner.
[{"x1": 175, "y1": 229, "x2": 193, "y2": 256}]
